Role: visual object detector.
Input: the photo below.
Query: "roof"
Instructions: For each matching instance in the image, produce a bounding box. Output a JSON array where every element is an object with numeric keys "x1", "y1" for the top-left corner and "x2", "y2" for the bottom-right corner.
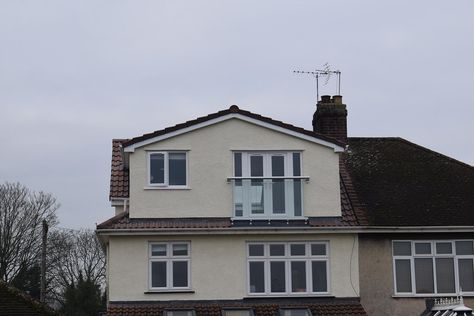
[
  {"x1": 110, "y1": 139, "x2": 129, "y2": 200},
  {"x1": 106, "y1": 298, "x2": 367, "y2": 316},
  {"x1": 121, "y1": 105, "x2": 345, "y2": 151},
  {"x1": 345, "y1": 137, "x2": 474, "y2": 226},
  {"x1": 99, "y1": 174, "x2": 364, "y2": 230},
  {"x1": 0, "y1": 281, "x2": 59, "y2": 316}
]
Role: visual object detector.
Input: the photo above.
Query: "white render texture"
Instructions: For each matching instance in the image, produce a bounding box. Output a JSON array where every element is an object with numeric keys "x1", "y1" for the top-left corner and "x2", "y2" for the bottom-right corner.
[
  {"x1": 129, "y1": 118, "x2": 341, "y2": 218},
  {"x1": 108, "y1": 233, "x2": 360, "y2": 301}
]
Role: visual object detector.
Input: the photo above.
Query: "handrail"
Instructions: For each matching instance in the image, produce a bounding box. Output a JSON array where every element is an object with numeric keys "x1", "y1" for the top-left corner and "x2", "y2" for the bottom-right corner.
[{"x1": 226, "y1": 176, "x2": 310, "y2": 182}]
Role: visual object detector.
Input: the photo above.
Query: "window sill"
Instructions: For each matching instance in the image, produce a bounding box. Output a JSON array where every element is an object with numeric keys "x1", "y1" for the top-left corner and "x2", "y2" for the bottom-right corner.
[
  {"x1": 145, "y1": 290, "x2": 195, "y2": 294},
  {"x1": 245, "y1": 293, "x2": 333, "y2": 298},
  {"x1": 144, "y1": 186, "x2": 191, "y2": 190},
  {"x1": 231, "y1": 217, "x2": 308, "y2": 221}
]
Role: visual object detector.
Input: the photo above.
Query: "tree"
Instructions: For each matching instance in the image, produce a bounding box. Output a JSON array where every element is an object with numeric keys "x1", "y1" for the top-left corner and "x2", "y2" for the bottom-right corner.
[
  {"x1": 47, "y1": 229, "x2": 106, "y2": 307},
  {"x1": 61, "y1": 273, "x2": 105, "y2": 316},
  {"x1": 0, "y1": 182, "x2": 58, "y2": 283}
]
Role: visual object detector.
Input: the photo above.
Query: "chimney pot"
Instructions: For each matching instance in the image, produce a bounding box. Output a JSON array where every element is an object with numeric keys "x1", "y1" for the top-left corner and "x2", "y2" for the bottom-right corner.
[
  {"x1": 321, "y1": 95, "x2": 331, "y2": 103},
  {"x1": 332, "y1": 95, "x2": 343, "y2": 104}
]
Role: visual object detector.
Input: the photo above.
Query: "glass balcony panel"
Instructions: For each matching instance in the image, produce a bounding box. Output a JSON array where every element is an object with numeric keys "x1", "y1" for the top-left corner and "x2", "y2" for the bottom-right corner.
[
  {"x1": 250, "y1": 180, "x2": 264, "y2": 214},
  {"x1": 272, "y1": 179, "x2": 285, "y2": 214}
]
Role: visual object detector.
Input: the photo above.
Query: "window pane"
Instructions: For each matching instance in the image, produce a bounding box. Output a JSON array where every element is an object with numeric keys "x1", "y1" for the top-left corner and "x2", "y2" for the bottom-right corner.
[
  {"x1": 250, "y1": 180, "x2": 264, "y2": 214},
  {"x1": 291, "y1": 261, "x2": 306, "y2": 292},
  {"x1": 234, "y1": 153, "x2": 242, "y2": 177},
  {"x1": 224, "y1": 310, "x2": 253, "y2": 316},
  {"x1": 456, "y1": 241, "x2": 474, "y2": 255},
  {"x1": 292, "y1": 153, "x2": 301, "y2": 176},
  {"x1": 280, "y1": 309, "x2": 310, "y2": 316},
  {"x1": 173, "y1": 261, "x2": 188, "y2": 287},
  {"x1": 312, "y1": 261, "x2": 327, "y2": 292},
  {"x1": 250, "y1": 156, "x2": 263, "y2": 177},
  {"x1": 270, "y1": 261, "x2": 286, "y2": 292},
  {"x1": 293, "y1": 180, "x2": 302, "y2": 216},
  {"x1": 415, "y1": 258, "x2": 434, "y2": 293},
  {"x1": 270, "y1": 244, "x2": 285, "y2": 256},
  {"x1": 436, "y1": 242, "x2": 453, "y2": 254},
  {"x1": 249, "y1": 244, "x2": 264, "y2": 256},
  {"x1": 311, "y1": 244, "x2": 326, "y2": 256},
  {"x1": 150, "y1": 153, "x2": 165, "y2": 184},
  {"x1": 290, "y1": 244, "x2": 306, "y2": 256},
  {"x1": 167, "y1": 311, "x2": 193, "y2": 316},
  {"x1": 393, "y1": 241, "x2": 411, "y2": 256},
  {"x1": 272, "y1": 156, "x2": 285, "y2": 177},
  {"x1": 272, "y1": 180, "x2": 285, "y2": 214},
  {"x1": 169, "y1": 153, "x2": 186, "y2": 185},
  {"x1": 151, "y1": 244, "x2": 167, "y2": 256},
  {"x1": 435, "y1": 258, "x2": 455, "y2": 293},
  {"x1": 172, "y1": 244, "x2": 188, "y2": 256},
  {"x1": 151, "y1": 261, "x2": 167, "y2": 287},
  {"x1": 395, "y1": 259, "x2": 412, "y2": 293},
  {"x1": 415, "y1": 242, "x2": 431, "y2": 255},
  {"x1": 249, "y1": 262, "x2": 265, "y2": 293},
  {"x1": 459, "y1": 259, "x2": 474, "y2": 292},
  {"x1": 234, "y1": 180, "x2": 243, "y2": 216}
]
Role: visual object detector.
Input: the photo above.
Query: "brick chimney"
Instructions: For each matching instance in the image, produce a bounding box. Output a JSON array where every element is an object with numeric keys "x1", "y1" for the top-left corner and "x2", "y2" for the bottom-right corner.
[{"x1": 312, "y1": 95, "x2": 347, "y2": 143}]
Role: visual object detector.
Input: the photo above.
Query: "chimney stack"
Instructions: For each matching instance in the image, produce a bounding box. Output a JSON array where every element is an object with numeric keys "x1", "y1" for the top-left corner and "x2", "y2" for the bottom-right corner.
[{"x1": 312, "y1": 95, "x2": 347, "y2": 144}]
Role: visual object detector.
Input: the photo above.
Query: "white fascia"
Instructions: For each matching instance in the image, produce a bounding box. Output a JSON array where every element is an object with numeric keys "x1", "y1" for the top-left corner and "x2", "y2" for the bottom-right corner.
[{"x1": 123, "y1": 114, "x2": 344, "y2": 153}]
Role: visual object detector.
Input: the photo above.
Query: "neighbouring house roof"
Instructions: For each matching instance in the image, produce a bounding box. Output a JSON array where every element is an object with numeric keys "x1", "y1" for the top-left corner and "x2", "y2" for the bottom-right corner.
[
  {"x1": 106, "y1": 297, "x2": 367, "y2": 316},
  {"x1": 0, "y1": 281, "x2": 59, "y2": 316},
  {"x1": 110, "y1": 139, "x2": 129, "y2": 200},
  {"x1": 345, "y1": 137, "x2": 474, "y2": 226}
]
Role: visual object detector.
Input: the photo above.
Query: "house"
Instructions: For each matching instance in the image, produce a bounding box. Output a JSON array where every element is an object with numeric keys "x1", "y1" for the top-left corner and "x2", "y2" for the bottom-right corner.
[{"x1": 97, "y1": 95, "x2": 474, "y2": 316}]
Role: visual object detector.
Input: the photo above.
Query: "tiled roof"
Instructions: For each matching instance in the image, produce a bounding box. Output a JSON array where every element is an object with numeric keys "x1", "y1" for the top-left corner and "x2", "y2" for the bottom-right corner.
[
  {"x1": 345, "y1": 137, "x2": 474, "y2": 226},
  {"x1": 106, "y1": 298, "x2": 367, "y2": 316},
  {"x1": 110, "y1": 139, "x2": 129, "y2": 199},
  {"x1": 0, "y1": 281, "x2": 59, "y2": 316},
  {"x1": 122, "y1": 105, "x2": 344, "y2": 149}
]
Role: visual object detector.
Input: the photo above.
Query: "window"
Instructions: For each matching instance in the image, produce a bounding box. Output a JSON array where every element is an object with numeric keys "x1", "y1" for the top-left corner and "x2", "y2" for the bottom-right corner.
[
  {"x1": 279, "y1": 308, "x2": 312, "y2": 316},
  {"x1": 232, "y1": 152, "x2": 306, "y2": 218},
  {"x1": 222, "y1": 309, "x2": 255, "y2": 316},
  {"x1": 149, "y1": 242, "x2": 190, "y2": 290},
  {"x1": 392, "y1": 240, "x2": 474, "y2": 295},
  {"x1": 164, "y1": 310, "x2": 196, "y2": 316},
  {"x1": 148, "y1": 152, "x2": 187, "y2": 187},
  {"x1": 247, "y1": 242, "x2": 329, "y2": 295}
]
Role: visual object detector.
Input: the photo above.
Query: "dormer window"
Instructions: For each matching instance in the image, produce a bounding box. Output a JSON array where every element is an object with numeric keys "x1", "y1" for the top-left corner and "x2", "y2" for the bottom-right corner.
[
  {"x1": 148, "y1": 152, "x2": 187, "y2": 187},
  {"x1": 230, "y1": 152, "x2": 307, "y2": 218}
]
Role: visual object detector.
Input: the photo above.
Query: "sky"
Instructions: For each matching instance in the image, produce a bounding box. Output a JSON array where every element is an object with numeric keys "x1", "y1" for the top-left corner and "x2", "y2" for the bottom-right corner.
[{"x1": 1, "y1": 1, "x2": 473, "y2": 229}]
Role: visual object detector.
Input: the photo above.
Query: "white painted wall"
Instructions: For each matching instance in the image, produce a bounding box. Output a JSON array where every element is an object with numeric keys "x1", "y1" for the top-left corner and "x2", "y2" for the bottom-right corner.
[
  {"x1": 108, "y1": 233, "x2": 359, "y2": 301},
  {"x1": 129, "y1": 118, "x2": 341, "y2": 218}
]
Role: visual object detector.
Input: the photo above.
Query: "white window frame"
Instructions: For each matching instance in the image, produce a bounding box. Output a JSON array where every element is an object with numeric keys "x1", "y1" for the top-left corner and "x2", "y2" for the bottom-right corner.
[
  {"x1": 221, "y1": 308, "x2": 255, "y2": 316},
  {"x1": 164, "y1": 310, "x2": 196, "y2": 316},
  {"x1": 147, "y1": 151, "x2": 188, "y2": 188},
  {"x1": 392, "y1": 240, "x2": 474, "y2": 297},
  {"x1": 246, "y1": 241, "x2": 330, "y2": 296},
  {"x1": 231, "y1": 151, "x2": 306, "y2": 219},
  {"x1": 149, "y1": 242, "x2": 191, "y2": 291}
]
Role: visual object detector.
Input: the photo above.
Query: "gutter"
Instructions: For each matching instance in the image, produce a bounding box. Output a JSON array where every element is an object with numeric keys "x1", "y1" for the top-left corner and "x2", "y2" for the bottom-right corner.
[{"x1": 96, "y1": 225, "x2": 474, "y2": 236}]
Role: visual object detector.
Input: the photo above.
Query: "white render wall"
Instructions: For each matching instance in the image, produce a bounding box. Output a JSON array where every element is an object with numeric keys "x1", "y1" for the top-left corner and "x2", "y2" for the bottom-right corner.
[
  {"x1": 129, "y1": 118, "x2": 341, "y2": 218},
  {"x1": 108, "y1": 233, "x2": 360, "y2": 301}
]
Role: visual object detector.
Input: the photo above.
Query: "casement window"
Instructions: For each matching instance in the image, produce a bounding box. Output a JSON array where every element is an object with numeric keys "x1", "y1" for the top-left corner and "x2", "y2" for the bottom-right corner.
[
  {"x1": 164, "y1": 310, "x2": 196, "y2": 316},
  {"x1": 149, "y1": 242, "x2": 191, "y2": 290},
  {"x1": 392, "y1": 240, "x2": 474, "y2": 296},
  {"x1": 247, "y1": 242, "x2": 329, "y2": 295},
  {"x1": 221, "y1": 309, "x2": 255, "y2": 316},
  {"x1": 231, "y1": 152, "x2": 307, "y2": 218},
  {"x1": 148, "y1": 152, "x2": 187, "y2": 187},
  {"x1": 279, "y1": 308, "x2": 312, "y2": 316}
]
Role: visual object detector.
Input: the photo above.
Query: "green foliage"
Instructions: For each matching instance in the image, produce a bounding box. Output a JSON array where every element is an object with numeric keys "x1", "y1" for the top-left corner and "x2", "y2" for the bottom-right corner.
[
  {"x1": 61, "y1": 273, "x2": 105, "y2": 316},
  {"x1": 11, "y1": 264, "x2": 41, "y2": 299}
]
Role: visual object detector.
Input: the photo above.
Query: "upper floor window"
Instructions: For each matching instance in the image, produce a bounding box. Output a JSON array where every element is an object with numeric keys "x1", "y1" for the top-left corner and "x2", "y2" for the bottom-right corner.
[
  {"x1": 392, "y1": 240, "x2": 474, "y2": 296},
  {"x1": 231, "y1": 152, "x2": 307, "y2": 218},
  {"x1": 247, "y1": 242, "x2": 329, "y2": 296},
  {"x1": 148, "y1": 152, "x2": 187, "y2": 187},
  {"x1": 149, "y1": 242, "x2": 191, "y2": 291},
  {"x1": 221, "y1": 309, "x2": 255, "y2": 316}
]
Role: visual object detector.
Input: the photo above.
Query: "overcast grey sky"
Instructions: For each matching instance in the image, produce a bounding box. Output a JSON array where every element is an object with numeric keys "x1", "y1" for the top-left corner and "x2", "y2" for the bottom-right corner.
[{"x1": 1, "y1": 1, "x2": 473, "y2": 229}]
